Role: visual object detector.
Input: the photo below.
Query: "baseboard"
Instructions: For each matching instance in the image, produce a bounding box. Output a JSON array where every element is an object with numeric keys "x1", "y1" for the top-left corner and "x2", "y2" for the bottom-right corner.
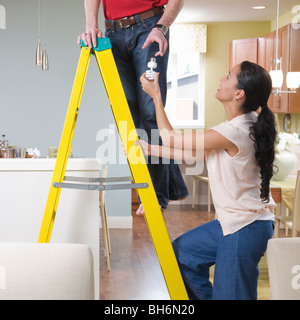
[{"x1": 100, "y1": 216, "x2": 133, "y2": 229}]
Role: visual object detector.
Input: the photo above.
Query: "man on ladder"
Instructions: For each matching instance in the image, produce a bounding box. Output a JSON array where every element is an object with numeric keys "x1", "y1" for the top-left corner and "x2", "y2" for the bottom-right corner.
[{"x1": 78, "y1": 0, "x2": 189, "y2": 215}]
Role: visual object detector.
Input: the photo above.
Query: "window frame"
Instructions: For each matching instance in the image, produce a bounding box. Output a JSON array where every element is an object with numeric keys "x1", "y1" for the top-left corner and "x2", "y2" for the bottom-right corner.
[{"x1": 166, "y1": 52, "x2": 206, "y2": 130}]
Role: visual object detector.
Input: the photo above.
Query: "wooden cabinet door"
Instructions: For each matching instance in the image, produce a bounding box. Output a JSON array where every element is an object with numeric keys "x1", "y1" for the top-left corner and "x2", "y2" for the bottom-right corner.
[
  {"x1": 257, "y1": 37, "x2": 266, "y2": 69},
  {"x1": 229, "y1": 38, "x2": 258, "y2": 70},
  {"x1": 265, "y1": 31, "x2": 275, "y2": 73}
]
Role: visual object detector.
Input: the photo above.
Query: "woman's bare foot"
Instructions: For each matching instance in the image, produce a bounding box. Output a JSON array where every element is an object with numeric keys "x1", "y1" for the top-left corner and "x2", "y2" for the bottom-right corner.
[
  {"x1": 136, "y1": 203, "x2": 145, "y2": 216},
  {"x1": 136, "y1": 203, "x2": 162, "y2": 216}
]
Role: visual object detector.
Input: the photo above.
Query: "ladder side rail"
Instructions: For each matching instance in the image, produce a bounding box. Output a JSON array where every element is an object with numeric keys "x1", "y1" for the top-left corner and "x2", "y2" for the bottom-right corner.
[
  {"x1": 38, "y1": 48, "x2": 92, "y2": 243},
  {"x1": 94, "y1": 48, "x2": 189, "y2": 300}
]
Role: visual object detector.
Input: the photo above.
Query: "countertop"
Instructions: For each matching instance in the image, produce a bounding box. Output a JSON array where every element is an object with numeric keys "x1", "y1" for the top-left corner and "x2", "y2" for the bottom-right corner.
[{"x1": 0, "y1": 158, "x2": 102, "y2": 171}]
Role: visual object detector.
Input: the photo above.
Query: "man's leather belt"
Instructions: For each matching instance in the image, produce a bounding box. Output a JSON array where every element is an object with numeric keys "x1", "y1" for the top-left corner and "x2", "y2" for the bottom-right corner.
[{"x1": 105, "y1": 7, "x2": 164, "y2": 29}]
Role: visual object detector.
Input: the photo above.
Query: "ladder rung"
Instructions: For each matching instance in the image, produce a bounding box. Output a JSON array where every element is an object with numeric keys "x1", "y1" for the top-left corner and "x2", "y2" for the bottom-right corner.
[{"x1": 53, "y1": 182, "x2": 148, "y2": 191}]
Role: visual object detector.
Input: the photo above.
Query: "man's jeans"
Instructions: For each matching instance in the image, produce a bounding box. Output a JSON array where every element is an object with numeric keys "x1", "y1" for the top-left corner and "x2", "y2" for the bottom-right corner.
[
  {"x1": 105, "y1": 13, "x2": 189, "y2": 209},
  {"x1": 172, "y1": 219, "x2": 274, "y2": 300}
]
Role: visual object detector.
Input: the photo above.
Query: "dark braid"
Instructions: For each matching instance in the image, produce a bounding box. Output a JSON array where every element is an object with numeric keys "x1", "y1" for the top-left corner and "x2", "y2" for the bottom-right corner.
[{"x1": 237, "y1": 61, "x2": 277, "y2": 203}]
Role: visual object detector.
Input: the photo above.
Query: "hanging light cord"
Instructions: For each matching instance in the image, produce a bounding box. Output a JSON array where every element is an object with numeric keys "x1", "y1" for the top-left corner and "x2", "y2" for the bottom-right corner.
[
  {"x1": 38, "y1": 0, "x2": 41, "y2": 40},
  {"x1": 275, "y1": 0, "x2": 279, "y2": 70},
  {"x1": 43, "y1": 0, "x2": 46, "y2": 49}
]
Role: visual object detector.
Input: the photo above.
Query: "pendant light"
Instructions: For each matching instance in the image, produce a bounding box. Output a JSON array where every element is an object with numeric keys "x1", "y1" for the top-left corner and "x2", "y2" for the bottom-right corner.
[
  {"x1": 35, "y1": 0, "x2": 43, "y2": 66},
  {"x1": 42, "y1": 0, "x2": 49, "y2": 71},
  {"x1": 270, "y1": 0, "x2": 300, "y2": 94},
  {"x1": 286, "y1": 72, "x2": 300, "y2": 89},
  {"x1": 42, "y1": 49, "x2": 49, "y2": 70}
]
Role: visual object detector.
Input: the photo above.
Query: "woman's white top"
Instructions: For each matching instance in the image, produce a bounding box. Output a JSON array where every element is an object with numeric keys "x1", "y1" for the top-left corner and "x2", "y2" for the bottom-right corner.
[{"x1": 207, "y1": 112, "x2": 275, "y2": 236}]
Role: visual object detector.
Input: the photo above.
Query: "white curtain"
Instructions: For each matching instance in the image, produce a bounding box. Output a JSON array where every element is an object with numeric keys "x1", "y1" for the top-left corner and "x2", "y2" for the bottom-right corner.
[{"x1": 170, "y1": 23, "x2": 207, "y2": 54}]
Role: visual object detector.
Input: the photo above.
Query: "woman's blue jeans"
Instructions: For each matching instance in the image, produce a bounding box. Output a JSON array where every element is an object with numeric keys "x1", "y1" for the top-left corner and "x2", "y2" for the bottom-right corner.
[
  {"x1": 172, "y1": 219, "x2": 274, "y2": 300},
  {"x1": 105, "y1": 13, "x2": 189, "y2": 209}
]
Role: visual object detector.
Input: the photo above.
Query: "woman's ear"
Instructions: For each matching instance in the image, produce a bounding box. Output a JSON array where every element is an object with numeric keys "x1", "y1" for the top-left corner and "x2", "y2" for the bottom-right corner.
[{"x1": 234, "y1": 89, "x2": 245, "y2": 101}]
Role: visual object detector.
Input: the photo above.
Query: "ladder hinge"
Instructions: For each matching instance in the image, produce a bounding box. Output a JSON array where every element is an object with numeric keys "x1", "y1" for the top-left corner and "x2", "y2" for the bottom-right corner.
[{"x1": 80, "y1": 37, "x2": 112, "y2": 53}]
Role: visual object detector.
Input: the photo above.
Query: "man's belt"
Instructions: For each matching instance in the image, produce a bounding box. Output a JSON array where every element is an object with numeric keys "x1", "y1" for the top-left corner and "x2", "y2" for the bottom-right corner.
[{"x1": 105, "y1": 7, "x2": 164, "y2": 29}]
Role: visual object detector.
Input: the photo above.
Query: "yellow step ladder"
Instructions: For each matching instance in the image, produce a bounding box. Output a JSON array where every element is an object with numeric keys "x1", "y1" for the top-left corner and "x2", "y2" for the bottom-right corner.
[{"x1": 37, "y1": 38, "x2": 188, "y2": 300}]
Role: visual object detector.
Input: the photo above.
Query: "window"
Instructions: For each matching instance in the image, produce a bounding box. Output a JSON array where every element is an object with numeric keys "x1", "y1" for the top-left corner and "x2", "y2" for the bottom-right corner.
[{"x1": 166, "y1": 24, "x2": 207, "y2": 129}]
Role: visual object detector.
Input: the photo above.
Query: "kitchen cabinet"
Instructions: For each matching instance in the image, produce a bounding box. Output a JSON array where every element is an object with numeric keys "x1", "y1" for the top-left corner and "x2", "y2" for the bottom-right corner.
[
  {"x1": 229, "y1": 38, "x2": 265, "y2": 70},
  {"x1": 229, "y1": 24, "x2": 300, "y2": 114}
]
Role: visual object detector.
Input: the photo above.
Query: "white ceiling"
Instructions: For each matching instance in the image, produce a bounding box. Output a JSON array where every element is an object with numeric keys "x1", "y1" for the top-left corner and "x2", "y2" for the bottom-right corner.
[{"x1": 175, "y1": 0, "x2": 300, "y2": 23}]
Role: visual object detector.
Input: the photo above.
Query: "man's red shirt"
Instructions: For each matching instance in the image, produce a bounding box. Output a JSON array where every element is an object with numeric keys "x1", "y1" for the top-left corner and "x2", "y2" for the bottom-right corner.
[{"x1": 102, "y1": 0, "x2": 168, "y2": 20}]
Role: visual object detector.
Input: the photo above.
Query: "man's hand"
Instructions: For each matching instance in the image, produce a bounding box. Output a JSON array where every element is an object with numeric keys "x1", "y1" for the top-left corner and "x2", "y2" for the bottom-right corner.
[
  {"x1": 77, "y1": 27, "x2": 103, "y2": 48},
  {"x1": 142, "y1": 28, "x2": 168, "y2": 57}
]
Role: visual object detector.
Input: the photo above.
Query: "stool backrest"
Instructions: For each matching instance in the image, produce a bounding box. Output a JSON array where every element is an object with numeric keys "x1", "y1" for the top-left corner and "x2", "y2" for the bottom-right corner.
[{"x1": 293, "y1": 171, "x2": 300, "y2": 233}]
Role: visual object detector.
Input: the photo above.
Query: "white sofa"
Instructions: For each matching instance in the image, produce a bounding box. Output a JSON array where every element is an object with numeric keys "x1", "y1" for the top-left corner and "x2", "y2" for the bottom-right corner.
[{"x1": 0, "y1": 243, "x2": 95, "y2": 300}]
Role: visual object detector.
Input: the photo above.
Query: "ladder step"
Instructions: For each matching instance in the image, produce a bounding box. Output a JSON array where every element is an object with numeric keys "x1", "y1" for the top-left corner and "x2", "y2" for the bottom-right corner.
[{"x1": 53, "y1": 182, "x2": 148, "y2": 191}]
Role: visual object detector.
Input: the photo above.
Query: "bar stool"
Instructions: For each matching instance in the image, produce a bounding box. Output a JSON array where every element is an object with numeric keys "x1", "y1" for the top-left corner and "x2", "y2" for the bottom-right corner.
[
  {"x1": 99, "y1": 164, "x2": 111, "y2": 271},
  {"x1": 192, "y1": 175, "x2": 211, "y2": 212},
  {"x1": 274, "y1": 171, "x2": 300, "y2": 238}
]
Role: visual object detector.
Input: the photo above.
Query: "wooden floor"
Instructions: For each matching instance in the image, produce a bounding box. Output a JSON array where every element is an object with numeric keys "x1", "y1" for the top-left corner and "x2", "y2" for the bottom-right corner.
[{"x1": 99, "y1": 204, "x2": 215, "y2": 300}]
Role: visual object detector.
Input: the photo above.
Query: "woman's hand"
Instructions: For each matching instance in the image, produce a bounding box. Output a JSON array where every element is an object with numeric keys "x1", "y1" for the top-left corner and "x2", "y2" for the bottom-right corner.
[
  {"x1": 140, "y1": 72, "x2": 161, "y2": 101},
  {"x1": 134, "y1": 139, "x2": 151, "y2": 156}
]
